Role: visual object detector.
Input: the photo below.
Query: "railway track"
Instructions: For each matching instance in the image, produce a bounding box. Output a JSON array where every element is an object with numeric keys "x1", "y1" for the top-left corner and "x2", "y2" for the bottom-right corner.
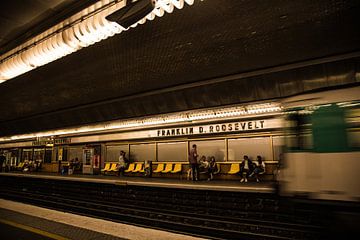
[{"x1": 0, "y1": 176, "x2": 325, "y2": 239}]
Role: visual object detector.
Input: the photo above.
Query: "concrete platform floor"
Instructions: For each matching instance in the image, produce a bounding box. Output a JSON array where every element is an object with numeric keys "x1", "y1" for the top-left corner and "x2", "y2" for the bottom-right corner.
[
  {"x1": 0, "y1": 172, "x2": 275, "y2": 193},
  {"x1": 0, "y1": 199, "x2": 205, "y2": 240}
]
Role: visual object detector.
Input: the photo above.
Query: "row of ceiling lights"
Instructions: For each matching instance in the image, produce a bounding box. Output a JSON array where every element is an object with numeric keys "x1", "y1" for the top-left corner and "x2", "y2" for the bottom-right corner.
[
  {"x1": 0, "y1": 102, "x2": 282, "y2": 142},
  {"x1": 0, "y1": 0, "x2": 195, "y2": 83}
]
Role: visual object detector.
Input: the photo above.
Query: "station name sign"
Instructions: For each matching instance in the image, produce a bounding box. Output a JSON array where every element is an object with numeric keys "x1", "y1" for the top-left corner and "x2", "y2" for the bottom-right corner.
[
  {"x1": 32, "y1": 138, "x2": 71, "y2": 146},
  {"x1": 156, "y1": 119, "x2": 281, "y2": 137},
  {"x1": 69, "y1": 118, "x2": 283, "y2": 144}
]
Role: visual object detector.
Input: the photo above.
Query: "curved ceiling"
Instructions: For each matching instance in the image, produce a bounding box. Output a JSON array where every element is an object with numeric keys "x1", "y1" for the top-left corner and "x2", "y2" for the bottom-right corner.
[
  {"x1": 0, "y1": 0, "x2": 98, "y2": 55},
  {"x1": 0, "y1": 0, "x2": 360, "y2": 136}
]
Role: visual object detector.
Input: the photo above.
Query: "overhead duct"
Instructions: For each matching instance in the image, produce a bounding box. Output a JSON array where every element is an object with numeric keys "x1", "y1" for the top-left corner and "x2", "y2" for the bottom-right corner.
[
  {"x1": 106, "y1": 0, "x2": 155, "y2": 28},
  {"x1": 0, "y1": 0, "x2": 195, "y2": 82}
]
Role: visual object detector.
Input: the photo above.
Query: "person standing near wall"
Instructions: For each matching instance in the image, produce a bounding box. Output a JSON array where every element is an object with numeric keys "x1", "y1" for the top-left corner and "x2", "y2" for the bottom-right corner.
[
  {"x1": 117, "y1": 150, "x2": 127, "y2": 176},
  {"x1": 0, "y1": 151, "x2": 5, "y2": 172},
  {"x1": 188, "y1": 144, "x2": 199, "y2": 181}
]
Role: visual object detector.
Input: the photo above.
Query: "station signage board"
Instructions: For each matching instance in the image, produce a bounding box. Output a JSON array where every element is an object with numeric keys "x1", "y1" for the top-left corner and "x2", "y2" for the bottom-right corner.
[
  {"x1": 70, "y1": 117, "x2": 283, "y2": 144},
  {"x1": 155, "y1": 120, "x2": 269, "y2": 137}
]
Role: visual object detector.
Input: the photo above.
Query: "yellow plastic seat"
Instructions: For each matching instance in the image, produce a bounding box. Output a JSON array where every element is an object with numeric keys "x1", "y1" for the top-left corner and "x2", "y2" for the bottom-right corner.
[
  {"x1": 162, "y1": 163, "x2": 173, "y2": 173},
  {"x1": 125, "y1": 163, "x2": 136, "y2": 172},
  {"x1": 171, "y1": 163, "x2": 182, "y2": 173},
  {"x1": 108, "y1": 163, "x2": 118, "y2": 172},
  {"x1": 153, "y1": 163, "x2": 165, "y2": 173},
  {"x1": 132, "y1": 163, "x2": 143, "y2": 173},
  {"x1": 227, "y1": 163, "x2": 240, "y2": 174},
  {"x1": 101, "y1": 163, "x2": 111, "y2": 172},
  {"x1": 17, "y1": 162, "x2": 24, "y2": 170}
]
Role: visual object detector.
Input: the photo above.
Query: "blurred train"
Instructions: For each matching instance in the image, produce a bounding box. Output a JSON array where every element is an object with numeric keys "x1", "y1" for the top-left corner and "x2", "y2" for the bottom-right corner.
[
  {"x1": 279, "y1": 86, "x2": 360, "y2": 202},
  {"x1": 0, "y1": 85, "x2": 359, "y2": 204}
]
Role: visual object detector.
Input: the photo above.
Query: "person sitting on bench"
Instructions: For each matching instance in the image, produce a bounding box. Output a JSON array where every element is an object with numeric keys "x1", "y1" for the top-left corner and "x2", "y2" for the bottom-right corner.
[
  {"x1": 250, "y1": 155, "x2": 266, "y2": 182},
  {"x1": 240, "y1": 155, "x2": 253, "y2": 183}
]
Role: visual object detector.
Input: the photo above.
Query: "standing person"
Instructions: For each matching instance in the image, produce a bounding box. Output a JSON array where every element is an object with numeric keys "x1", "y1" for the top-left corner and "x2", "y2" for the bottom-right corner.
[
  {"x1": 0, "y1": 151, "x2": 5, "y2": 172},
  {"x1": 188, "y1": 144, "x2": 199, "y2": 181},
  {"x1": 250, "y1": 156, "x2": 266, "y2": 182},
  {"x1": 239, "y1": 155, "x2": 253, "y2": 183},
  {"x1": 117, "y1": 150, "x2": 127, "y2": 176}
]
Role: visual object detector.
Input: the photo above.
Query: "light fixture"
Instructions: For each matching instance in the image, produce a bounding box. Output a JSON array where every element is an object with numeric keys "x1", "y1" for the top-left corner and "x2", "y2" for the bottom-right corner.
[
  {"x1": 0, "y1": 102, "x2": 282, "y2": 142},
  {"x1": 106, "y1": 0, "x2": 155, "y2": 28},
  {"x1": 0, "y1": 0, "x2": 195, "y2": 82}
]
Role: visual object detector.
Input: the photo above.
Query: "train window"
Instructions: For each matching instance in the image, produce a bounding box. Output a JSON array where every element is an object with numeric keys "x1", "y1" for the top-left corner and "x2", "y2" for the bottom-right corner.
[
  {"x1": 157, "y1": 142, "x2": 187, "y2": 162},
  {"x1": 286, "y1": 134, "x2": 313, "y2": 150},
  {"x1": 228, "y1": 137, "x2": 272, "y2": 161},
  {"x1": 190, "y1": 140, "x2": 226, "y2": 162},
  {"x1": 272, "y1": 136, "x2": 285, "y2": 161},
  {"x1": 348, "y1": 131, "x2": 360, "y2": 149},
  {"x1": 286, "y1": 112, "x2": 312, "y2": 151},
  {"x1": 106, "y1": 145, "x2": 129, "y2": 162},
  {"x1": 130, "y1": 143, "x2": 155, "y2": 162},
  {"x1": 346, "y1": 107, "x2": 360, "y2": 150}
]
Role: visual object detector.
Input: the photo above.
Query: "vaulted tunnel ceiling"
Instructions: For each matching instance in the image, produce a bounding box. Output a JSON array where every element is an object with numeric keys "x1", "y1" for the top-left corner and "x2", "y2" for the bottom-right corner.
[{"x1": 0, "y1": 0, "x2": 360, "y2": 137}]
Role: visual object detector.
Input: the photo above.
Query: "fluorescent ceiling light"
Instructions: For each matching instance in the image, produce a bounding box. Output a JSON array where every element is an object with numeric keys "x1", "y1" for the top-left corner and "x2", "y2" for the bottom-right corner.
[
  {"x1": 0, "y1": 102, "x2": 282, "y2": 142},
  {"x1": 0, "y1": 0, "x2": 195, "y2": 82}
]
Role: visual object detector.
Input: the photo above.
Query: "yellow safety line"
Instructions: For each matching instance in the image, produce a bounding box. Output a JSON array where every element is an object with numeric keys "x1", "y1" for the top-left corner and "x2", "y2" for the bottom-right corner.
[{"x1": 0, "y1": 219, "x2": 70, "y2": 240}]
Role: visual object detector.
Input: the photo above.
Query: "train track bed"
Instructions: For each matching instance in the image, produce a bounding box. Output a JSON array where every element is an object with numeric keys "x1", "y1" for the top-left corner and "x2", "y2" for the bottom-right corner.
[{"x1": 0, "y1": 174, "x2": 337, "y2": 239}]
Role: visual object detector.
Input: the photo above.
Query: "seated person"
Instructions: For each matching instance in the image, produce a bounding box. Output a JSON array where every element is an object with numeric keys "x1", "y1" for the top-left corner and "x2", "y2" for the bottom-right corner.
[
  {"x1": 73, "y1": 157, "x2": 81, "y2": 171},
  {"x1": 239, "y1": 155, "x2": 254, "y2": 183},
  {"x1": 23, "y1": 160, "x2": 31, "y2": 172},
  {"x1": 199, "y1": 155, "x2": 209, "y2": 173},
  {"x1": 250, "y1": 156, "x2": 266, "y2": 182},
  {"x1": 207, "y1": 156, "x2": 217, "y2": 181},
  {"x1": 60, "y1": 161, "x2": 70, "y2": 175},
  {"x1": 34, "y1": 159, "x2": 42, "y2": 171},
  {"x1": 117, "y1": 150, "x2": 128, "y2": 176}
]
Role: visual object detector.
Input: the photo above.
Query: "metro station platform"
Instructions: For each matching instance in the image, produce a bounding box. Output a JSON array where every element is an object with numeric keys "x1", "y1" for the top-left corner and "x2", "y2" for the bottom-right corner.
[
  {"x1": 0, "y1": 199, "x2": 204, "y2": 240},
  {"x1": 0, "y1": 172, "x2": 275, "y2": 194}
]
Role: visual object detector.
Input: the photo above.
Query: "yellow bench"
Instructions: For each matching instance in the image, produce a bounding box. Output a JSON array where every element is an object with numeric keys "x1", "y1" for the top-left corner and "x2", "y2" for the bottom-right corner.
[
  {"x1": 162, "y1": 163, "x2": 173, "y2": 173},
  {"x1": 171, "y1": 163, "x2": 182, "y2": 173},
  {"x1": 227, "y1": 163, "x2": 240, "y2": 174},
  {"x1": 153, "y1": 163, "x2": 165, "y2": 173},
  {"x1": 16, "y1": 162, "x2": 24, "y2": 170},
  {"x1": 101, "y1": 163, "x2": 112, "y2": 173},
  {"x1": 125, "y1": 163, "x2": 136, "y2": 173},
  {"x1": 133, "y1": 163, "x2": 143, "y2": 173},
  {"x1": 108, "y1": 163, "x2": 119, "y2": 172}
]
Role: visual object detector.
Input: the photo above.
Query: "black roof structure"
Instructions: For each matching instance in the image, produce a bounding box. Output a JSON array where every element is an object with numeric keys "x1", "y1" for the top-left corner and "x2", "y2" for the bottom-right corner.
[{"x1": 0, "y1": 0, "x2": 360, "y2": 136}]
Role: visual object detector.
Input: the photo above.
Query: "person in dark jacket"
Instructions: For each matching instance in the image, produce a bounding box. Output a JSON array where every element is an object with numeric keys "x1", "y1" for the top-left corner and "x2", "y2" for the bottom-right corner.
[
  {"x1": 188, "y1": 144, "x2": 199, "y2": 181},
  {"x1": 0, "y1": 151, "x2": 5, "y2": 172},
  {"x1": 208, "y1": 156, "x2": 217, "y2": 181},
  {"x1": 240, "y1": 155, "x2": 253, "y2": 183},
  {"x1": 250, "y1": 155, "x2": 266, "y2": 182}
]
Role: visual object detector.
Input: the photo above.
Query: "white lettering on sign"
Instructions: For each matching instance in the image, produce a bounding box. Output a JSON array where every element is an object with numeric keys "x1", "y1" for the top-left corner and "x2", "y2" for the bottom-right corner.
[
  {"x1": 69, "y1": 118, "x2": 283, "y2": 143},
  {"x1": 155, "y1": 119, "x2": 275, "y2": 137}
]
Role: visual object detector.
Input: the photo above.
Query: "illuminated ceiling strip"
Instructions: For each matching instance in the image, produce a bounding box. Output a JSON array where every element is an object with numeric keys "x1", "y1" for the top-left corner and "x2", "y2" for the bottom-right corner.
[
  {"x1": 0, "y1": 102, "x2": 282, "y2": 142},
  {"x1": 0, "y1": 0, "x2": 195, "y2": 82}
]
